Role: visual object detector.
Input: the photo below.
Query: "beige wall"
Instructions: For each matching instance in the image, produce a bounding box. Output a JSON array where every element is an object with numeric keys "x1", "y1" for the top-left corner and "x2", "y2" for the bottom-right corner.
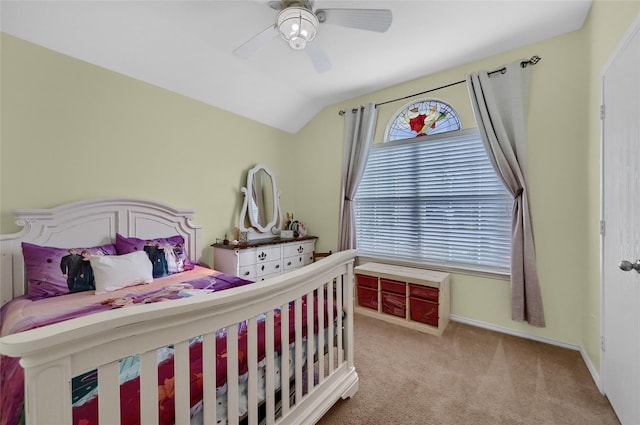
[
  {"x1": 2, "y1": 0, "x2": 639, "y2": 375},
  {"x1": 0, "y1": 33, "x2": 297, "y2": 264}
]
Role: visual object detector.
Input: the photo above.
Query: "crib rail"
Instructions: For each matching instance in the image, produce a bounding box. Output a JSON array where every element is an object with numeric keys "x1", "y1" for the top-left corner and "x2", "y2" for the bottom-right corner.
[{"x1": 0, "y1": 249, "x2": 358, "y2": 425}]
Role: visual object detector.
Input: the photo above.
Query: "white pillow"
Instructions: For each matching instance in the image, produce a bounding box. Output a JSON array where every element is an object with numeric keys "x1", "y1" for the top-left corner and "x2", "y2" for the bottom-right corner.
[{"x1": 90, "y1": 251, "x2": 153, "y2": 294}]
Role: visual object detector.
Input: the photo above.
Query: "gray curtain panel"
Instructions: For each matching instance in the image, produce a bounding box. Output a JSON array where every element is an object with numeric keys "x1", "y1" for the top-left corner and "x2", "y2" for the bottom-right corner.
[
  {"x1": 339, "y1": 103, "x2": 378, "y2": 251},
  {"x1": 467, "y1": 61, "x2": 546, "y2": 327}
]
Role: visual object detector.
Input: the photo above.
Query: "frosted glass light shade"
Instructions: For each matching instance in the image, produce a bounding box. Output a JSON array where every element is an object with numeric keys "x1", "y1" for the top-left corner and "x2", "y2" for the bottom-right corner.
[{"x1": 276, "y1": 7, "x2": 318, "y2": 50}]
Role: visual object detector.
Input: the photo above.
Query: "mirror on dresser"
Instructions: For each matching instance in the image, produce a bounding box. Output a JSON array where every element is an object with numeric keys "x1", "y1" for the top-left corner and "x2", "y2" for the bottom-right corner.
[
  {"x1": 249, "y1": 166, "x2": 276, "y2": 230},
  {"x1": 212, "y1": 164, "x2": 317, "y2": 280},
  {"x1": 239, "y1": 164, "x2": 283, "y2": 240}
]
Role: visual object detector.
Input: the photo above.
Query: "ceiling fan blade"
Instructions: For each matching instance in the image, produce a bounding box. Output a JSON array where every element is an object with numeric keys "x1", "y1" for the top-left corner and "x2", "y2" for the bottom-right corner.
[
  {"x1": 315, "y1": 8, "x2": 392, "y2": 32},
  {"x1": 233, "y1": 24, "x2": 278, "y2": 59},
  {"x1": 305, "y1": 41, "x2": 331, "y2": 73}
]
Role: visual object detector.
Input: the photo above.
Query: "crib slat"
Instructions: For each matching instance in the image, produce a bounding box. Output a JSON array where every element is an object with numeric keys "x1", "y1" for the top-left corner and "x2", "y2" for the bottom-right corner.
[
  {"x1": 202, "y1": 332, "x2": 217, "y2": 425},
  {"x1": 345, "y1": 264, "x2": 356, "y2": 369},
  {"x1": 140, "y1": 350, "x2": 159, "y2": 424},
  {"x1": 336, "y1": 276, "x2": 344, "y2": 364},
  {"x1": 265, "y1": 310, "x2": 275, "y2": 425},
  {"x1": 280, "y1": 303, "x2": 290, "y2": 416},
  {"x1": 98, "y1": 361, "x2": 121, "y2": 425},
  {"x1": 294, "y1": 297, "x2": 303, "y2": 403},
  {"x1": 306, "y1": 290, "x2": 314, "y2": 394},
  {"x1": 227, "y1": 324, "x2": 239, "y2": 425},
  {"x1": 247, "y1": 317, "x2": 258, "y2": 425},
  {"x1": 174, "y1": 340, "x2": 191, "y2": 425},
  {"x1": 317, "y1": 284, "x2": 325, "y2": 384},
  {"x1": 327, "y1": 280, "x2": 334, "y2": 373}
]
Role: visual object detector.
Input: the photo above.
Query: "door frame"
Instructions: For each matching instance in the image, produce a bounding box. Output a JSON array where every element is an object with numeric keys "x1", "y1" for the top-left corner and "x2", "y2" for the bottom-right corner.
[{"x1": 599, "y1": 11, "x2": 640, "y2": 396}]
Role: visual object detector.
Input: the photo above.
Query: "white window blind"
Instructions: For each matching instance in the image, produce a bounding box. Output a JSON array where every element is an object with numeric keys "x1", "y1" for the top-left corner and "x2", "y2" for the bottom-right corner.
[{"x1": 354, "y1": 129, "x2": 512, "y2": 272}]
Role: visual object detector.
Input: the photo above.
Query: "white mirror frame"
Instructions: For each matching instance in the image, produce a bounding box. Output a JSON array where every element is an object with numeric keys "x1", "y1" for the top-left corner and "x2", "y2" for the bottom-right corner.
[{"x1": 239, "y1": 164, "x2": 283, "y2": 240}]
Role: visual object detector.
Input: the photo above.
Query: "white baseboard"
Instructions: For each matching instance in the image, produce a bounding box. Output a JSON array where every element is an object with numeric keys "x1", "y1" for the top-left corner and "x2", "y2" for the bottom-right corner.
[
  {"x1": 579, "y1": 346, "x2": 603, "y2": 393},
  {"x1": 449, "y1": 315, "x2": 602, "y2": 392}
]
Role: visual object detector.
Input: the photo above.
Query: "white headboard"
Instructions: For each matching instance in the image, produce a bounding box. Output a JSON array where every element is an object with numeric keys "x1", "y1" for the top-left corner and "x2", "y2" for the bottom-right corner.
[{"x1": 0, "y1": 198, "x2": 202, "y2": 307}]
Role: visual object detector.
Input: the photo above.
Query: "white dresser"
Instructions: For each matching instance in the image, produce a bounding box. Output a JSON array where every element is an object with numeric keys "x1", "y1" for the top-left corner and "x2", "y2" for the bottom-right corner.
[{"x1": 213, "y1": 236, "x2": 317, "y2": 281}]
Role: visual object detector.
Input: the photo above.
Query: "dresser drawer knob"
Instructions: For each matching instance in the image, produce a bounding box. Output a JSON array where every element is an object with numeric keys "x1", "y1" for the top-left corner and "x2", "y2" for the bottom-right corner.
[{"x1": 297, "y1": 246, "x2": 303, "y2": 253}]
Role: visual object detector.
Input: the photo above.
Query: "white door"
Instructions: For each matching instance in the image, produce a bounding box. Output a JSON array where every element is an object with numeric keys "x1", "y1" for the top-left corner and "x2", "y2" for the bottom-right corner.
[{"x1": 601, "y1": 14, "x2": 640, "y2": 425}]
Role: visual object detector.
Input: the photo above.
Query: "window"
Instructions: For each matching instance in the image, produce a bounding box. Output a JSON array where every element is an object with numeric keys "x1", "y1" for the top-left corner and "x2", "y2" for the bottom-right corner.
[
  {"x1": 354, "y1": 100, "x2": 512, "y2": 273},
  {"x1": 385, "y1": 99, "x2": 461, "y2": 142}
]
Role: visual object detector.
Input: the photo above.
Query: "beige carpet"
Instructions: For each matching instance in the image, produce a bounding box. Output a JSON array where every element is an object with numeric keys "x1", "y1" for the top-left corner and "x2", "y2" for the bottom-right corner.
[{"x1": 319, "y1": 314, "x2": 619, "y2": 425}]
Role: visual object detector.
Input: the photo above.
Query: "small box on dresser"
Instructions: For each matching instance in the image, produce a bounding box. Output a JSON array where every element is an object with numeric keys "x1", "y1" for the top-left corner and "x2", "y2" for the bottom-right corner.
[{"x1": 354, "y1": 262, "x2": 450, "y2": 336}]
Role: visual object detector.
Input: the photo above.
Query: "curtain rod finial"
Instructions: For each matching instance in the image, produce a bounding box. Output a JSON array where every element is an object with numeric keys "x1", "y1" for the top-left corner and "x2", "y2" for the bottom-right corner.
[{"x1": 522, "y1": 55, "x2": 541, "y2": 68}]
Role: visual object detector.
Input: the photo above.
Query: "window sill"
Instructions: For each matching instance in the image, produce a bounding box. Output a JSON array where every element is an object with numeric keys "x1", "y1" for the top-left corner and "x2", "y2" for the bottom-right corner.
[{"x1": 356, "y1": 255, "x2": 510, "y2": 281}]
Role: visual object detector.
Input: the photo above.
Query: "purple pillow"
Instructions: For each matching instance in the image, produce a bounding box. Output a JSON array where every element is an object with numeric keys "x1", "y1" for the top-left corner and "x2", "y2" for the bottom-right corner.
[
  {"x1": 115, "y1": 233, "x2": 194, "y2": 278},
  {"x1": 22, "y1": 242, "x2": 117, "y2": 299}
]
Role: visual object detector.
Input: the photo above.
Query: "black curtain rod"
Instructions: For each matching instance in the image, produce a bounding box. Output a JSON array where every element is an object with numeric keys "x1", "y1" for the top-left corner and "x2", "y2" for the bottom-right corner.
[{"x1": 338, "y1": 55, "x2": 541, "y2": 116}]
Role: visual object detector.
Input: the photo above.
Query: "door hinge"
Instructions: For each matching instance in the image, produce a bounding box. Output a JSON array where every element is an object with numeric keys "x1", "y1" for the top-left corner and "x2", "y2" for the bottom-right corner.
[
  {"x1": 600, "y1": 220, "x2": 606, "y2": 236},
  {"x1": 600, "y1": 104, "x2": 605, "y2": 120},
  {"x1": 601, "y1": 336, "x2": 606, "y2": 352}
]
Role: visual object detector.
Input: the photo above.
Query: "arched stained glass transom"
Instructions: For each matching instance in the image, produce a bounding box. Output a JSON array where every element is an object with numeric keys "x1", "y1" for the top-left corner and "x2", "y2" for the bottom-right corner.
[{"x1": 384, "y1": 99, "x2": 461, "y2": 142}]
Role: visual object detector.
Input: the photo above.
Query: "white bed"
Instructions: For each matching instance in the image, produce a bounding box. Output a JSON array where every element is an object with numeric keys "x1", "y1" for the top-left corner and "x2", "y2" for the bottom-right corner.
[{"x1": 0, "y1": 197, "x2": 358, "y2": 425}]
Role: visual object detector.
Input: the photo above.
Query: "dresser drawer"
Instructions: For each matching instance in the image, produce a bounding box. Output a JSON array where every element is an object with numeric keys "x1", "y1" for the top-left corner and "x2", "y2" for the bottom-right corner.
[
  {"x1": 303, "y1": 252, "x2": 314, "y2": 266},
  {"x1": 283, "y1": 241, "x2": 314, "y2": 257},
  {"x1": 381, "y1": 278, "x2": 405, "y2": 295},
  {"x1": 256, "y1": 246, "x2": 281, "y2": 263},
  {"x1": 409, "y1": 284, "x2": 439, "y2": 301},
  {"x1": 255, "y1": 271, "x2": 281, "y2": 282},
  {"x1": 238, "y1": 249, "x2": 256, "y2": 266},
  {"x1": 283, "y1": 255, "x2": 306, "y2": 271},
  {"x1": 256, "y1": 259, "x2": 282, "y2": 277},
  {"x1": 238, "y1": 264, "x2": 256, "y2": 280}
]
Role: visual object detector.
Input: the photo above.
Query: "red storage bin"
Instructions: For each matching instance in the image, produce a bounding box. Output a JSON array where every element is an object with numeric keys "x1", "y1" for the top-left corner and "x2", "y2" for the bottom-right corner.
[
  {"x1": 382, "y1": 291, "x2": 406, "y2": 318},
  {"x1": 409, "y1": 284, "x2": 439, "y2": 301},
  {"x1": 357, "y1": 285, "x2": 378, "y2": 310},
  {"x1": 381, "y1": 278, "x2": 405, "y2": 295},
  {"x1": 356, "y1": 274, "x2": 378, "y2": 289},
  {"x1": 410, "y1": 297, "x2": 438, "y2": 326}
]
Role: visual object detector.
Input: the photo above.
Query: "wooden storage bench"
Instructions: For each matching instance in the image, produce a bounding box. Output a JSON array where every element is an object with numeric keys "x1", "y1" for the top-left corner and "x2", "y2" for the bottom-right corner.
[{"x1": 354, "y1": 262, "x2": 450, "y2": 336}]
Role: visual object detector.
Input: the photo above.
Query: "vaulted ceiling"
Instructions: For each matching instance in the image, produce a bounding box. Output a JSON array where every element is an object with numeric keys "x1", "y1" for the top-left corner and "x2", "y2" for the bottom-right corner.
[{"x1": 1, "y1": 1, "x2": 592, "y2": 133}]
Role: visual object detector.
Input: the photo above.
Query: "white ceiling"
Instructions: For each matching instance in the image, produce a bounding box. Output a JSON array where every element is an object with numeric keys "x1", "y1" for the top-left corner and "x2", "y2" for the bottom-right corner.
[{"x1": 1, "y1": 0, "x2": 592, "y2": 133}]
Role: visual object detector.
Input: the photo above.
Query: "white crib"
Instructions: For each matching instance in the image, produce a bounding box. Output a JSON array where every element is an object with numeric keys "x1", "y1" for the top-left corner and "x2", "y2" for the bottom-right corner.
[{"x1": 0, "y1": 198, "x2": 358, "y2": 425}]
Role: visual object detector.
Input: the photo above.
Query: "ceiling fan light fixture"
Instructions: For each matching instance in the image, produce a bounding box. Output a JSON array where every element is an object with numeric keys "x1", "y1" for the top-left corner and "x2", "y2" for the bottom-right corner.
[{"x1": 277, "y1": 7, "x2": 318, "y2": 50}]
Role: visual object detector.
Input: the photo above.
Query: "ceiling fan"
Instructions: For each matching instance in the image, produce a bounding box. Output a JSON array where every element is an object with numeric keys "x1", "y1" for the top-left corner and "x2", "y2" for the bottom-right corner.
[{"x1": 232, "y1": 0, "x2": 392, "y2": 73}]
